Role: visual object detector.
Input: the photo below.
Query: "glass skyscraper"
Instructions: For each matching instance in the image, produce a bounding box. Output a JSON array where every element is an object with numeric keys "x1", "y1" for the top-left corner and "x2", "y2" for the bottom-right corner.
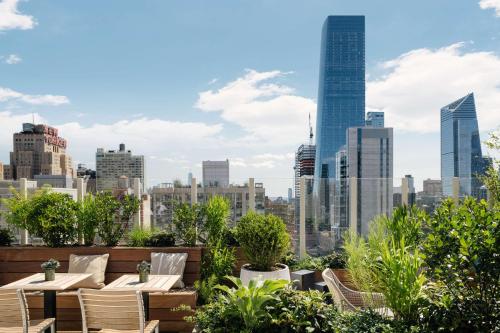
[
  {"x1": 314, "y1": 16, "x2": 365, "y2": 232},
  {"x1": 441, "y1": 93, "x2": 490, "y2": 197}
]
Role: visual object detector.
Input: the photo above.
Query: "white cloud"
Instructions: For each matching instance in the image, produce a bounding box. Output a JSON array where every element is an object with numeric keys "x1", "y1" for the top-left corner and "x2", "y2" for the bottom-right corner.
[
  {"x1": 0, "y1": 0, "x2": 36, "y2": 31},
  {"x1": 4, "y1": 54, "x2": 22, "y2": 64},
  {"x1": 0, "y1": 86, "x2": 69, "y2": 105},
  {"x1": 196, "y1": 69, "x2": 316, "y2": 146},
  {"x1": 367, "y1": 42, "x2": 500, "y2": 133},
  {"x1": 479, "y1": 0, "x2": 500, "y2": 16}
]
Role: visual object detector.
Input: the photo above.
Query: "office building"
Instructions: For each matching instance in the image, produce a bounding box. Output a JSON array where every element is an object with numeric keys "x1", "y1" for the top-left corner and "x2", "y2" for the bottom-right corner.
[
  {"x1": 394, "y1": 175, "x2": 416, "y2": 207},
  {"x1": 202, "y1": 160, "x2": 229, "y2": 188},
  {"x1": 416, "y1": 179, "x2": 443, "y2": 214},
  {"x1": 366, "y1": 112, "x2": 384, "y2": 128},
  {"x1": 314, "y1": 15, "x2": 366, "y2": 230},
  {"x1": 150, "y1": 181, "x2": 265, "y2": 229},
  {"x1": 441, "y1": 93, "x2": 490, "y2": 197},
  {"x1": 96, "y1": 144, "x2": 145, "y2": 192},
  {"x1": 423, "y1": 179, "x2": 442, "y2": 196},
  {"x1": 294, "y1": 144, "x2": 316, "y2": 199},
  {"x1": 2, "y1": 123, "x2": 74, "y2": 180},
  {"x1": 347, "y1": 127, "x2": 393, "y2": 236},
  {"x1": 77, "y1": 164, "x2": 97, "y2": 193}
]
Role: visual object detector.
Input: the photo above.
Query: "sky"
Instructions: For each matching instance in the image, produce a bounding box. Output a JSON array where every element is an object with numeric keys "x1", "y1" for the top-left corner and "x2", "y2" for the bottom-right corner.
[{"x1": 1, "y1": 0, "x2": 500, "y2": 196}]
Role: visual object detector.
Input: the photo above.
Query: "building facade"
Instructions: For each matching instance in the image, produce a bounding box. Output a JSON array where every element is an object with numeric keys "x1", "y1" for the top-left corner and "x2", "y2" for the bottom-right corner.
[
  {"x1": 346, "y1": 127, "x2": 393, "y2": 236},
  {"x1": 3, "y1": 123, "x2": 74, "y2": 180},
  {"x1": 366, "y1": 111, "x2": 384, "y2": 128},
  {"x1": 96, "y1": 144, "x2": 145, "y2": 192},
  {"x1": 441, "y1": 93, "x2": 490, "y2": 197},
  {"x1": 150, "y1": 182, "x2": 265, "y2": 229},
  {"x1": 202, "y1": 160, "x2": 229, "y2": 188},
  {"x1": 314, "y1": 15, "x2": 366, "y2": 230}
]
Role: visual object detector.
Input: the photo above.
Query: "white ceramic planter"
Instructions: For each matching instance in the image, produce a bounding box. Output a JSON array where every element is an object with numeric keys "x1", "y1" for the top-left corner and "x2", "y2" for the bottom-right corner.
[{"x1": 240, "y1": 263, "x2": 291, "y2": 286}]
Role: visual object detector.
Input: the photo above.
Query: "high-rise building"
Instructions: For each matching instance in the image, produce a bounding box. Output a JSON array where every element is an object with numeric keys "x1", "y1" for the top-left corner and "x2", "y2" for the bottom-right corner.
[
  {"x1": 422, "y1": 179, "x2": 442, "y2": 196},
  {"x1": 394, "y1": 175, "x2": 416, "y2": 207},
  {"x1": 3, "y1": 123, "x2": 74, "y2": 180},
  {"x1": 346, "y1": 127, "x2": 393, "y2": 236},
  {"x1": 314, "y1": 15, "x2": 366, "y2": 229},
  {"x1": 202, "y1": 160, "x2": 229, "y2": 188},
  {"x1": 96, "y1": 144, "x2": 145, "y2": 192},
  {"x1": 441, "y1": 93, "x2": 490, "y2": 197},
  {"x1": 366, "y1": 112, "x2": 384, "y2": 128},
  {"x1": 294, "y1": 144, "x2": 316, "y2": 199},
  {"x1": 287, "y1": 188, "x2": 293, "y2": 203}
]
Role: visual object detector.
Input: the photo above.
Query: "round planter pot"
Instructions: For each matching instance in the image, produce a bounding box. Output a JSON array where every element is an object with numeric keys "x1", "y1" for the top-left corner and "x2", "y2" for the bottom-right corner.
[
  {"x1": 44, "y1": 269, "x2": 55, "y2": 281},
  {"x1": 240, "y1": 263, "x2": 290, "y2": 286}
]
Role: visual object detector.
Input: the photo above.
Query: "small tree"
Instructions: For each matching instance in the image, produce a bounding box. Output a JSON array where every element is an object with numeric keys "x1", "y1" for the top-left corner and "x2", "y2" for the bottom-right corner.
[
  {"x1": 172, "y1": 202, "x2": 204, "y2": 246},
  {"x1": 76, "y1": 193, "x2": 99, "y2": 246}
]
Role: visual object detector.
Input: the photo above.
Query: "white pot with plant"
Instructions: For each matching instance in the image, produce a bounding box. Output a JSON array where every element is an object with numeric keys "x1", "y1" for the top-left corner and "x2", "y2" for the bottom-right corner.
[{"x1": 235, "y1": 212, "x2": 291, "y2": 286}]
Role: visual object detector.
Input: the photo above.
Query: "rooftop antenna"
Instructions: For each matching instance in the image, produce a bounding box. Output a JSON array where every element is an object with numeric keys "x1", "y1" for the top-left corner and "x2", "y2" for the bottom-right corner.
[
  {"x1": 32, "y1": 113, "x2": 35, "y2": 124},
  {"x1": 308, "y1": 112, "x2": 314, "y2": 145}
]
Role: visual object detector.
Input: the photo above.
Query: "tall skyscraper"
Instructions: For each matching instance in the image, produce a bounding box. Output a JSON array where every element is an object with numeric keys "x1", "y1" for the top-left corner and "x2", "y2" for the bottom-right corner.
[
  {"x1": 202, "y1": 160, "x2": 229, "y2": 188},
  {"x1": 2, "y1": 123, "x2": 74, "y2": 180},
  {"x1": 96, "y1": 144, "x2": 145, "y2": 192},
  {"x1": 314, "y1": 15, "x2": 366, "y2": 229},
  {"x1": 366, "y1": 111, "x2": 385, "y2": 128},
  {"x1": 441, "y1": 93, "x2": 490, "y2": 197},
  {"x1": 346, "y1": 127, "x2": 393, "y2": 236}
]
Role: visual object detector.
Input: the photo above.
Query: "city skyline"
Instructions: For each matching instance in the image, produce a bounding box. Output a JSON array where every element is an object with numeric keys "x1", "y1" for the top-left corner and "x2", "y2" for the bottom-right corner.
[{"x1": 1, "y1": 1, "x2": 500, "y2": 196}]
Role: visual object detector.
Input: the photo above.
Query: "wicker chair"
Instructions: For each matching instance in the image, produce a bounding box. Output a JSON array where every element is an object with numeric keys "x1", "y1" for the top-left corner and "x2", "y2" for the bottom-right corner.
[
  {"x1": 77, "y1": 289, "x2": 159, "y2": 333},
  {"x1": 322, "y1": 269, "x2": 392, "y2": 317},
  {"x1": 0, "y1": 289, "x2": 55, "y2": 333}
]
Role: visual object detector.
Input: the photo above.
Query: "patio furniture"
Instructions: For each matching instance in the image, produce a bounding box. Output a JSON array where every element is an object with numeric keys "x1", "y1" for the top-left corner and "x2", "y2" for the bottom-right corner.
[
  {"x1": 77, "y1": 288, "x2": 159, "y2": 333},
  {"x1": 1, "y1": 273, "x2": 92, "y2": 331},
  {"x1": 102, "y1": 274, "x2": 180, "y2": 320},
  {"x1": 0, "y1": 289, "x2": 55, "y2": 333},
  {"x1": 322, "y1": 269, "x2": 392, "y2": 317}
]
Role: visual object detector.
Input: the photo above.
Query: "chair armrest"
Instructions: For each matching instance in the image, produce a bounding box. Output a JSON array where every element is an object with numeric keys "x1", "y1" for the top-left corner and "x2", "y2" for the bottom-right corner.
[
  {"x1": 30, "y1": 318, "x2": 55, "y2": 332},
  {"x1": 145, "y1": 320, "x2": 160, "y2": 333}
]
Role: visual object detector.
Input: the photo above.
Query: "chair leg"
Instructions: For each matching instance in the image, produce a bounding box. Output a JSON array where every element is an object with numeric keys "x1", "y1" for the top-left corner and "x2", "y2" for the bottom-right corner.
[
  {"x1": 51, "y1": 322, "x2": 55, "y2": 333},
  {"x1": 155, "y1": 325, "x2": 159, "y2": 333}
]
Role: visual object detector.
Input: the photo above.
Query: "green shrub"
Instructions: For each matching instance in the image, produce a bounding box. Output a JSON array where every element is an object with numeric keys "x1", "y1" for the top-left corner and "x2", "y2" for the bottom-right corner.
[
  {"x1": 146, "y1": 230, "x2": 176, "y2": 247},
  {"x1": 127, "y1": 227, "x2": 153, "y2": 247},
  {"x1": 235, "y1": 212, "x2": 290, "y2": 271},
  {"x1": 422, "y1": 198, "x2": 500, "y2": 332},
  {"x1": 0, "y1": 227, "x2": 15, "y2": 246},
  {"x1": 287, "y1": 252, "x2": 347, "y2": 271},
  {"x1": 173, "y1": 202, "x2": 204, "y2": 246},
  {"x1": 4, "y1": 189, "x2": 79, "y2": 247},
  {"x1": 95, "y1": 192, "x2": 140, "y2": 246},
  {"x1": 76, "y1": 193, "x2": 99, "y2": 246}
]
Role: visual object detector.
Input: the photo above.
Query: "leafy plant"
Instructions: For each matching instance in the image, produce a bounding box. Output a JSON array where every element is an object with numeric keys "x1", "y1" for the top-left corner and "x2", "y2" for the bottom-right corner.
[
  {"x1": 146, "y1": 230, "x2": 176, "y2": 247},
  {"x1": 41, "y1": 258, "x2": 60, "y2": 271},
  {"x1": 422, "y1": 198, "x2": 500, "y2": 332},
  {"x1": 4, "y1": 189, "x2": 79, "y2": 247},
  {"x1": 137, "y1": 260, "x2": 151, "y2": 273},
  {"x1": 127, "y1": 226, "x2": 153, "y2": 247},
  {"x1": 235, "y1": 212, "x2": 290, "y2": 271},
  {"x1": 95, "y1": 192, "x2": 140, "y2": 246},
  {"x1": 172, "y1": 202, "x2": 204, "y2": 246},
  {"x1": 287, "y1": 252, "x2": 347, "y2": 271},
  {"x1": 76, "y1": 193, "x2": 99, "y2": 246},
  {"x1": 215, "y1": 276, "x2": 289, "y2": 333},
  {"x1": 0, "y1": 227, "x2": 15, "y2": 246}
]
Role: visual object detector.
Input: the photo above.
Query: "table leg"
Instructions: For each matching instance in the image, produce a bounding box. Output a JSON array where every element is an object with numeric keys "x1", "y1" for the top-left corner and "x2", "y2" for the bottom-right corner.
[
  {"x1": 142, "y1": 292, "x2": 150, "y2": 321},
  {"x1": 43, "y1": 290, "x2": 56, "y2": 332}
]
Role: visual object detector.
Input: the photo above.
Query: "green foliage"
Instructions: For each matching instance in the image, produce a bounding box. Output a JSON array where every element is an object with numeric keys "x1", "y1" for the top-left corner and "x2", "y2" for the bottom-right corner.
[
  {"x1": 481, "y1": 131, "x2": 500, "y2": 205},
  {"x1": 146, "y1": 230, "x2": 176, "y2": 247},
  {"x1": 196, "y1": 196, "x2": 236, "y2": 304},
  {"x1": 76, "y1": 193, "x2": 99, "y2": 245},
  {"x1": 235, "y1": 212, "x2": 290, "y2": 271},
  {"x1": 172, "y1": 202, "x2": 204, "y2": 246},
  {"x1": 4, "y1": 189, "x2": 79, "y2": 247},
  {"x1": 127, "y1": 226, "x2": 153, "y2": 247},
  {"x1": 214, "y1": 276, "x2": 289, "y2": 333},
  {"x1": 422, "y1": 198, "x2": 500, "y2": 332},
  {"x1": 344, "y1": 207, "x2": 428, "y2": 322},
  {"x1": 95, "y1": 192, "x2": 140, "y2": 246},
  {"x1": 0, "y1": 227, "x2": 15, "y2": 246},
  {"x1": 41, "y1": 258, "x2": 60, "y2": 270},
  {"x1": 287, "y1": 252, "x2": 347, "y2": 271}
]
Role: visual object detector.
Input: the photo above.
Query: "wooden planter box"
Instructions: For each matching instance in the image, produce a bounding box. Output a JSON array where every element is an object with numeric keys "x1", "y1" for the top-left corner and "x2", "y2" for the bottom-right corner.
[{"x1": 0, "y1": 246, "x2": 201, "y2": 333}]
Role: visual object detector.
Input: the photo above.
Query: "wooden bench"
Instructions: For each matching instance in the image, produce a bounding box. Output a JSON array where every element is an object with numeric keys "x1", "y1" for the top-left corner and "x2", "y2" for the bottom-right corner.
[{"x1": 0, "y1": 247, "x2": 200, "y2": 333}]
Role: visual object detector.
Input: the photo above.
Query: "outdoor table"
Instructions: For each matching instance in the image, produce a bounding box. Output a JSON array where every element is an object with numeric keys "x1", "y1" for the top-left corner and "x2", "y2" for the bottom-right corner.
[
  {"x1": 103, "y1": 274, "x2": 180, "y2": 320},
  {"x1": 1, "y1": 273, "x2": 92, "y2": 332}
]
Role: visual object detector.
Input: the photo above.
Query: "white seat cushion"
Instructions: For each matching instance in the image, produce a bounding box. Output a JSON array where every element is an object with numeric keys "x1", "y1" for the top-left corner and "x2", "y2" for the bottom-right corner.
[
  {"x1": 68, "y1": 254, "x2": 109, "y2": 289},
  {"x1": 150, "y1": 253, "x2": 188, "y2": 288}
]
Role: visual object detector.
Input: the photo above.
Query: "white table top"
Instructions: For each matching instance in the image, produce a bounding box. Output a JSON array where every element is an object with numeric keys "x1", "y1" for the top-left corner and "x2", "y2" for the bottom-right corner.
[
  {"x1": 102, "y1": 274, "x2": 180, "y2": 292},
  {"x1": 0, "y1": 273, "x2": 92, "y2": 291}
]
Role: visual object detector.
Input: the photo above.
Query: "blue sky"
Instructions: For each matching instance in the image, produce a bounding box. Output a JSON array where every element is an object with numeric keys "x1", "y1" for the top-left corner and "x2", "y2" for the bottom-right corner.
[{"x1": 1, "y1": 0, "x2": 500, "y2": 195}]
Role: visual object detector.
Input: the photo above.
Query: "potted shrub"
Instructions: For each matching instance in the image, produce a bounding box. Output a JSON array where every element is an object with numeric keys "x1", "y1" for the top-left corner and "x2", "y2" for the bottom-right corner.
[
  {"x1": 41, "y1": 259, "x2": 60, "y2": 281},
  {"x1": 137, "y1": 261, "x2": 151, "y2": 283},
  {"x1": 235, "y1": 212, "x2": 290, "y2": 285}
]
